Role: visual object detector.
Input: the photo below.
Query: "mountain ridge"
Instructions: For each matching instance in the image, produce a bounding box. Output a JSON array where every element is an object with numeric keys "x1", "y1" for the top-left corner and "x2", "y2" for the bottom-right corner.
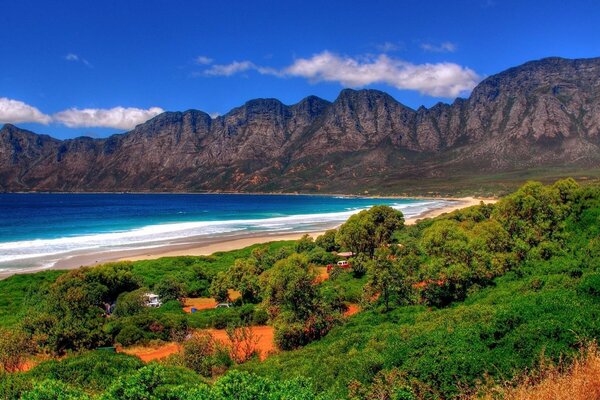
[{"x1": 2, "y1": 56, "x2": 600, "y2": 194}]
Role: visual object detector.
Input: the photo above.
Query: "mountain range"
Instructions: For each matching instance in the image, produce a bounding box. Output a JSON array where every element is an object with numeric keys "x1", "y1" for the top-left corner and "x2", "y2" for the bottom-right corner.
[{"x1": 2, "y1": 56, "x2": 600, "y2": 195}]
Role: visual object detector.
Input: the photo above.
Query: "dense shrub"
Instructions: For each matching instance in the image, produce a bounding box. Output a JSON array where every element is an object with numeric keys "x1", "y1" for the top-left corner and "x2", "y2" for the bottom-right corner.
[
  {"x1": 188, "y1": 304, "x2": 257, "y2": 329},
  {"x1": 182, "y1": 332, "x2": 232, "y2": 377},
  {"x1": 578, "y1": 273, "x2": 600, "y2": 298},
  {"x1": 315, "y1": 229, "x2": 339, "y2": 252},
  {"x1": 0, "y1": 372, "x2": 33, "y2": 400},
  {"x1": 108, "y1": 307, "x2": 188, "y2": 346},
  {"x1": 336, "y1": 206, "x2": 404, "y2": 257},
  {"x1": 154, "y1": 277, "x2": 186, "y2": 303},
  {"x1": 21, "y1": 379, "x2": 90, "y2": 400},
  {"x1": 112, "y1": 289, "x2": 145, "y2": 318},
  {"x1": 295, "y1": 234, "x2": 317, "y2": 253},
  {"x1": 306, "y1": 246, "x2": 337, "y2": 266},
  {"x1": 28, "y1": 352, "x2": 143, "y2": 393}
]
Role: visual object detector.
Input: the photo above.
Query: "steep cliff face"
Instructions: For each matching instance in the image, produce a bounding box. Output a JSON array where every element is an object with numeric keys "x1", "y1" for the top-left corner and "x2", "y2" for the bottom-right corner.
[{"x1": 1, "y1": 56, "x2": 600, "y2": 193}]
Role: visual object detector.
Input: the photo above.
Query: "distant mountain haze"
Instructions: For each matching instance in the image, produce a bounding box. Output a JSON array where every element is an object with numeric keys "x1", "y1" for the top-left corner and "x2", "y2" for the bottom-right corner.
[{"x1": 2, "y1": 57, "x2": 600, "y2": 193}]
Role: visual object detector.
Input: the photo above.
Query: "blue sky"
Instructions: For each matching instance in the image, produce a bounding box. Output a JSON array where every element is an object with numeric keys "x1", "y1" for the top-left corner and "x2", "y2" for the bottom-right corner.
[{"x1": 1, "y1": 0, "x2": 599, "y2": 139}]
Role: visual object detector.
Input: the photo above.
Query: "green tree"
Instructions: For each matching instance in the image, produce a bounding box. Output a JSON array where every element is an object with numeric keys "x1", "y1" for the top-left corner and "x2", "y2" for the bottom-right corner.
[
  {"x1": 552, "y1": 177, "x2": 579, "y2": 205},
  {"x1": 315, "y1": 229, "x2": 340, "y2": 252},
  {"x1": 364, "y1": 249, "x2": 412, "y2": 311},
  {"x1": 22, "y1": 269, "x2": 110, "y2": 354},
  {"x1": 295, "y1": 234, "x2": 317, "y2": 253},
  {"x1": 209, "y1": 272, "x2": 231, "y2": 303},
  {"x1": 492, "y1": 181, "x2": 565, "y2": 252},
  {"x1": 113, "y1": 289, "x2": 146, "y2": 318},
  {"x1": 350, "y1": 253, "x2": 372, "y2": 278},
  {"x1": 228, "y1": 259, "x2": 261, "y2": 304},
  {"x1": 260, "y1": 254, "x2": 316, "y2": 320},
  {"x1": 337, "y1": 206, "x2": 404, "y2": 257},
  {"x1": 83, "y1": 262, "x2": 140, "y2": 302},
  {"x1": 421, "y1": 220, "x2": 472, "y2": 268},
  {"x1": 154, "y1": 277, "x2": 186, "y2": 303}
]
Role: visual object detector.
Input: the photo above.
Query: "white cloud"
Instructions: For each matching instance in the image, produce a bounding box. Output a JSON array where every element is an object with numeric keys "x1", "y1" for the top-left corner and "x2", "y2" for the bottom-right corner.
[
  {"x1": 375, "y1": 41, "x2": 404, "y2": 52},
  {"x1": 64, "y1": 53, "x2": 93, "y2": 68},
  {"x1": 196, "y1": 51, "x2": 480, "y2": 97},
  {"x1": 421, "y1": 42, "x2": 457, "y2": 53},
  {"x1": 0, "y1": 97, "x2": 52, "y2": 125},
  {"x1": 203, "y1": 61, "x2": 258, "y2": 76},
  {"x1": 53, "y1": 106, "x2": 164, "y2": 130},
  {"x1": 195, "y1": 55, "x2": 213, "y2": 65},
  {"x1": 284, "y1": 51, "x2": 479, "y2": 97}
]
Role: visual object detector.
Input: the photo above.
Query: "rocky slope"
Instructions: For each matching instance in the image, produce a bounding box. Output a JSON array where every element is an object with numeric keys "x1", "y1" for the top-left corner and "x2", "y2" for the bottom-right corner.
[{"x1": 1, "y1": 56, "x2": 600, "y2": 194}]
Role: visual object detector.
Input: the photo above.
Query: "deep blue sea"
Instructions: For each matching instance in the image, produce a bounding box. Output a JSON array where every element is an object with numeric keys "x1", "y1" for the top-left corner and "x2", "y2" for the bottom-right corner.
[{"x1": 0, "y1": 193, "x2": 452, "y2": 273}]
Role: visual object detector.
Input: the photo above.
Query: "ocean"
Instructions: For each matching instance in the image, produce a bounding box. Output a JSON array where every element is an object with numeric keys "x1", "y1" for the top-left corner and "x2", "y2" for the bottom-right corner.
[{"x1": 0, "y1": 193, "x2": 453, "y2": 274}]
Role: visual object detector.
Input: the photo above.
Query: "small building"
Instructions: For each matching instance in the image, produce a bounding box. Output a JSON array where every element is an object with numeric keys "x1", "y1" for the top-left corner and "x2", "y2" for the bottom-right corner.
[
  {"x1": 336, "y1": 251, "x2": 355, "y2": 258},
  {"x1": 144, "y1": 293, "x2": 162, "y2": 308}
]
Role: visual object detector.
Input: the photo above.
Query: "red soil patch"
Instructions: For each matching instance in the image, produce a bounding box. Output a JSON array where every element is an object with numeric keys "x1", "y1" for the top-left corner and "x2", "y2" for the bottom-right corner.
[
  {"x1": 183, "y1": 290, "x2": 242, "y2": 313},
  {"x1": 11, "y1": 353, "x2": 59, "y2": 373},
  {"x1": 207, "y1": 325, "x2": 276, "y2": 361},
  {"x1": 121, "y1": 342, "x2": 181, "y2": 362},
  {"x1": 120, "y1": 325, "x2": 276, "y2": 363},
  {"x1": 182, "y1": 298, "x2": 216, "y2": 313},
  {"x1": 314, "y1": 266, "x2": 329, "y2": 283},
  {"x1": 344, "y1": 303, "x2": 361, "y2": 317},
  {"x1": 11, "y1": 359, "x2": 37, "y2": 373}
]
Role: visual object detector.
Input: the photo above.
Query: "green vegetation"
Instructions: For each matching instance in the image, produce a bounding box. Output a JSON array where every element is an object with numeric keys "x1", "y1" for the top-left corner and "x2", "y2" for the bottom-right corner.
[{"x1": 2, "y1": 178, "x2": 600, "y2": 399}]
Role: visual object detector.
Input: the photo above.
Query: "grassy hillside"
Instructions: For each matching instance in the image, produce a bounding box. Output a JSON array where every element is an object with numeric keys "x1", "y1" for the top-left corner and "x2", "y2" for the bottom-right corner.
[{"x1": 1, "y1": 179, "x2": 600, "y2": 399}]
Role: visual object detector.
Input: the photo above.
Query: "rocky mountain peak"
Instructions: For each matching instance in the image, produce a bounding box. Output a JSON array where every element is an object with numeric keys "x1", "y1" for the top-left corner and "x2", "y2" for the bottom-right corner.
[{"x1": 1, "y1": 56, "x2": 600, "y2": 193}]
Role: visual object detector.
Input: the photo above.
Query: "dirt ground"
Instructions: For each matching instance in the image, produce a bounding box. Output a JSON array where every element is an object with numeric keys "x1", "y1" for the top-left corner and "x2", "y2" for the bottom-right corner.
[
  {"x1": 121, "y1": 342, "x2": 181, "y2": 362},
  {"x1": 344, "y1": 303, "x2": 361, "y2": 317},
  {"x1": 314, "y1": 266, "x2": 329, "y2": 283},
  {"x1": 182, "y1": 290, "x2": 241, "y2": 313},
  {"x1": 207, "y1": 325, "x2": 276, "y2": 361},
  {"x1": 121, "y1": 325, "x2": 276, "y2": 363}
]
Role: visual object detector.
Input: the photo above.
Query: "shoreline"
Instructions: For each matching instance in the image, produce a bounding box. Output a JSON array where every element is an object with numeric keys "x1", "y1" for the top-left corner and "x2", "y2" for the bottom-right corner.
[
  {"x1": 1, "y1": 190, "x2": 493, "y2": 202},
  {"x1": 0, "y1": 196, "x2": 494, "y2": 279}
]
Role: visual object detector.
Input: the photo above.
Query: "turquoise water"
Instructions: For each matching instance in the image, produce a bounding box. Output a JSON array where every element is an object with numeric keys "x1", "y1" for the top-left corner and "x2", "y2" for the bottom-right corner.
[{"x1": 0, "y1": 193, "x2": 452, "y2": 272}]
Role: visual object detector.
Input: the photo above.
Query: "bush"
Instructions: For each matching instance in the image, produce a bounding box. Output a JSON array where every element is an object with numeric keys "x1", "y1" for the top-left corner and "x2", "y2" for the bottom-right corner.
[
  {"x1": 578, "y1": 273, "x2": 600, "y2": 298},
  {"x1": 28, "y1": 351, "x2": 143, "y2": 394},
  {"x1": 102, "y1": 363, "x2": 198, "y2": 400},
  {"x1": 154, "y1": 277, "x2": 186, "y2": 303},
  {"x1": 350, "y1": 254, "x2": 371, "y2": 278},
  {"x1": 274, "y1": 320, "x2": 307, "y2": 351},
  {"x1": 0, "y1": 372, "x2": 33, "y2": 400},
  {"x1": 182, "y1": 332, "x2": 232, "y2": 377},
  {"x1": 113, "y1": 289, "x2": 145, "y2": 318},
  {"x1": 110, "y1": 309, "x2": 189, "y2": 346},
  {"x1": 306, "y1": 246, "x2": 337, "y2": 266},
  {"x1": 274, "y1": 310, "x2": 340, "y2": 351},
  {"x1": 0, "y1": 327, "x2": 34, "y2": 373},
  {"x1": 21, "y1": 379, "x2": 91, "y2": 400},
  {"x1": 252, "y1": 306, "x2": 269, "y2": 326},
  {"x1": 188, "y1": 304, "x2": 257, "y2": 329},
  {"x1": 295, "y1": 234, "x2": 316, "y2": 253},
  {"x1": 316, "y1": 230, "x2": 339, "y2": 252},
  {"x1": 114, "y1": 325, "x2": 145, "y2": 347}
]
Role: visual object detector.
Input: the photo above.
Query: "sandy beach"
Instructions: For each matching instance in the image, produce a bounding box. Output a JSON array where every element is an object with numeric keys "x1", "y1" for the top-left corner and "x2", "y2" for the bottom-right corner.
[{"x1": 0, "y1": 196, "x2": 495, "y2": 279}]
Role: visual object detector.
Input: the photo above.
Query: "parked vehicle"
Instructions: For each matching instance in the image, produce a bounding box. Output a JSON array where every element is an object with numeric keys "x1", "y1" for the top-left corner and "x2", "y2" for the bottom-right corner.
[
  {"x1": 327, "y1": 260, "x2": 352, "y2": 273},
  {"x1": 143, "y1": 293, "x2": 162, "y2": 308},
  {"x1": 215, "y1": 302, "x2": 232, "y2": 308}
]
